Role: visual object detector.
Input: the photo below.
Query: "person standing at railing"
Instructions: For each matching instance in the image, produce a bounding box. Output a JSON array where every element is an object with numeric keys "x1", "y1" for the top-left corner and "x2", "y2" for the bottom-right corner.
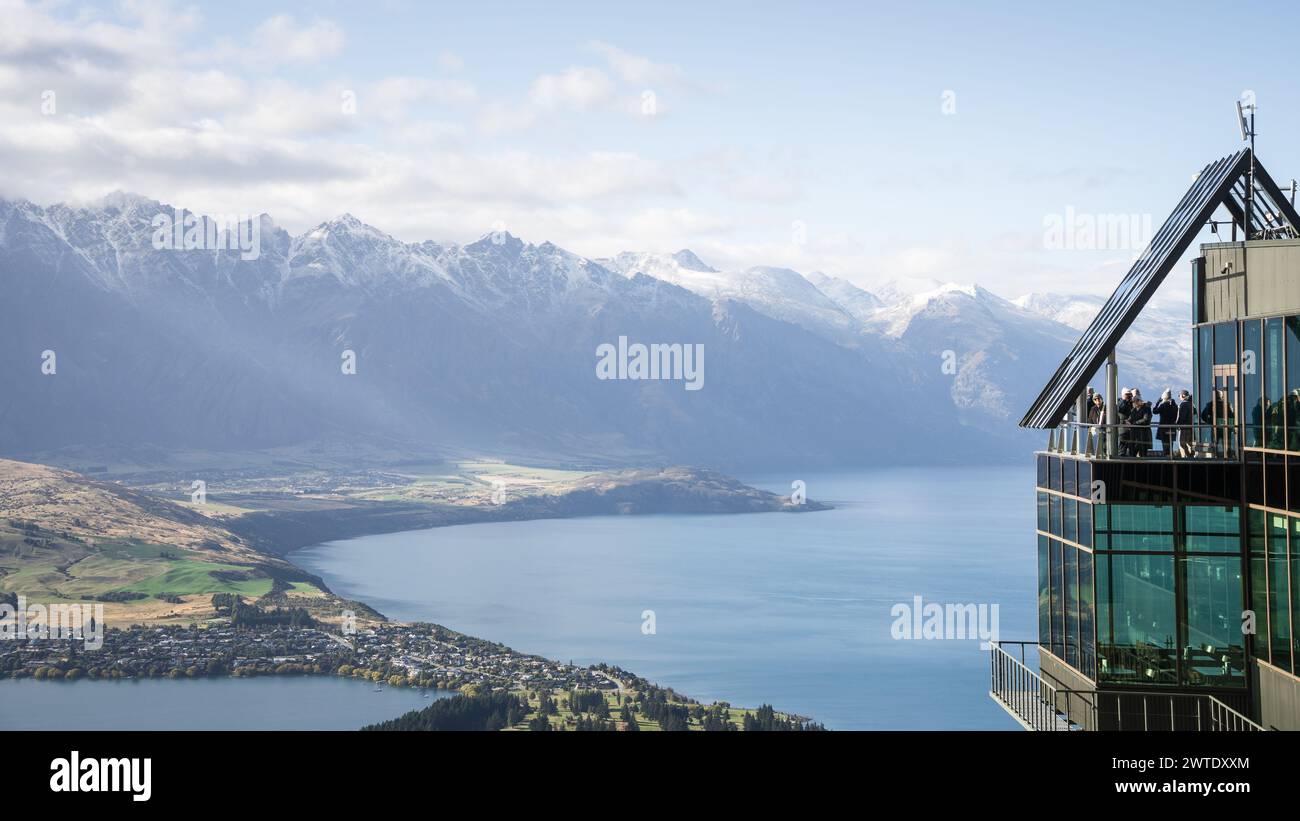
[
  {"x1": 1088, "y1": 392, "x2": 1105, "y2": 424},
  {"x1": 1177, "y1": 389, "x2": 1195, "y2": 456},
  {"x1": 1130, "y1": 389, "x2": 1153, "y2": 457},
  {"x1": 1118, "y1": 388, "x2": 1135, "y2": 456},
  {"x1": 1153, "y1": 389, "x2": 1178, "y2": 455}
]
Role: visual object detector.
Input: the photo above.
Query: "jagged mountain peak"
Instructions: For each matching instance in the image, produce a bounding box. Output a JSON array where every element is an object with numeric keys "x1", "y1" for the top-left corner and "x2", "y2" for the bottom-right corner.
[
  {"x1": 84, "y1": 190, "x2": 161, "y2": 214},
  {"x1": 672, "y1": 249, "x2": 715, "y2": 272}
]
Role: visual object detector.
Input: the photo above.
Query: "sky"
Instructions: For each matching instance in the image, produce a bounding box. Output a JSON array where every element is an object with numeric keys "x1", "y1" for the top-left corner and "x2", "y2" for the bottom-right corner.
[{"x1": 2, "y1": 0, "x2": 1299, "y2": 299}]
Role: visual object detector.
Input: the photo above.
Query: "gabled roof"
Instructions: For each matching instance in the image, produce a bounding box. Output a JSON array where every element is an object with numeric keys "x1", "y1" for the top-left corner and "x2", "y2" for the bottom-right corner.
[{"x1": 1021, "y1": 148, "x2": 1300, "y2": 428}]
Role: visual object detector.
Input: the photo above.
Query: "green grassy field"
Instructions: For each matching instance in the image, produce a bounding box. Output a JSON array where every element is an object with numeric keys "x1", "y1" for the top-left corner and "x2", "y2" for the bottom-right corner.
[{"x1": 123, "y1": 560, "x2": 273, "y2": 597}]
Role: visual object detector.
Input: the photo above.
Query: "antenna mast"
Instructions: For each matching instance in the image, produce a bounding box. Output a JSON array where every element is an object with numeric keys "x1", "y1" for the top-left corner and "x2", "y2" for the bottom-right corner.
[{"x1": 1237, "y1": 98, "x2": 1257, "y2": 239}]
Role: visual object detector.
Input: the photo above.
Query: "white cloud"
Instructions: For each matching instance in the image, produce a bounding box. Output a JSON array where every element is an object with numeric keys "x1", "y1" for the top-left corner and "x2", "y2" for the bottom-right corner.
[
  {"x1": 369, "y1": 76, "x2": 478, "y2": 121},
  {"x1": 529, "y1": 66, "x2": 615, "y2": 111},
  {"x1": 585, "y1": 41, "x2": 685, "y2": 88},
  {"x1": 250, "y1": 15, "x2": 344, "y2": 64},
  {"x1": 0, "y1": 5, "x2": 854, "y2": 283}
]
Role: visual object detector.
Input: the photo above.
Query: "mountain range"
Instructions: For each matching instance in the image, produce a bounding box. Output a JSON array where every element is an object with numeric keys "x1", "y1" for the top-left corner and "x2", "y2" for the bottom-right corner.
[{"x1": 0, "y1": 194, "x2": 1192, "y2": 471}]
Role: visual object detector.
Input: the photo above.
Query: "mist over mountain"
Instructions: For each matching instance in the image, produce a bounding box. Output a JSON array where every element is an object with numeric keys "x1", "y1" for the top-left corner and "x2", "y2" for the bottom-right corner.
[{"x1": 0, "y1": 195, "x2": 1188, "y2": 470}]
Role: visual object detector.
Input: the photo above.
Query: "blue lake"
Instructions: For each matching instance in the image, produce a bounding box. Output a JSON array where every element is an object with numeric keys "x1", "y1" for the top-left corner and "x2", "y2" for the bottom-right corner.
[
  {"x1": 0, "y1": 675, "x2": 447, "y2": 730},
  {"x1": 293, "y1": 466, "x2": 1034, "y2": 730}
]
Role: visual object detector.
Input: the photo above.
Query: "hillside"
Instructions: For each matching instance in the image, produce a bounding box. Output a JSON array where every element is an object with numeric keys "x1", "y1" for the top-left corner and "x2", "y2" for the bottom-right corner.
[{"x1": 0, "y1": 458, "x2": 329, "y2": 625}]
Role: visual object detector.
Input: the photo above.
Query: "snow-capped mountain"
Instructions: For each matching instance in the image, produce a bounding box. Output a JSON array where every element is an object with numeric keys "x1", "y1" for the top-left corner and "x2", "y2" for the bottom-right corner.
[
  {"x1": 602, "y1": 252, "x2": 867, "y2": 348},
  {"x1": 0, "y1": 193, "x2": 1190, "y2": 468},
  {"x1": 804, "y1": 272, "x2": 883, "y2": 323},
  {"x1": 1014, "y1": 292, "x2": 1194, "y2": 399}
]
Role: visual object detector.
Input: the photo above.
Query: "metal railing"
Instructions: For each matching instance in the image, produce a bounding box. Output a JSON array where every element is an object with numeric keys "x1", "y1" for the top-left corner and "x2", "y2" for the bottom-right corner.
[
  {"x1": 1045, "y1": 422, "x2": 1239, "y2": 461},
  {"x1": 1208, "y1": 696, "x2": 1265, "y2": 732},
  {"x1": 989, "y1": 641, "x2": 1266, "y2": 731},
  {"x1": 989, "y1": 641, "x2": 1090, "y2": 730}
]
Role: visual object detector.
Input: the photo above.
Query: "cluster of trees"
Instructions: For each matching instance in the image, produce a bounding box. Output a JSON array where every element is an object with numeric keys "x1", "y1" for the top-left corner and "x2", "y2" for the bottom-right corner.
[
  {"x1": 620, "y1": 706, "x2": 639, "y2": 731},
  {"x1": 566, "y1": 688, "x2": 610, "y2": 717},
  {"x1": 362, "y1": 692, "x2": 528, "y2": 731},
  {"x1": 636, "y1": 688, "x2": 691, "y2": 731},
  {"x1": 210, "y1": 594, "x2": 315, "y2": 628},
  {"x1": 92, "y1": 591, "x2": 147, "y2": 602},
  {"x1": 527, "y1": 714, "x2": 555, "y2": 731},
  {"x1": 695, "y1": 703, "x2": 738, "y2": 732},
  {"x1": 16, "y1": 660, "x2": 231, "y2": 681},
  {"x1": 742, "y1": 704, "x2": 826, "y2": 732},
  {"x1": 572, "y1": 715, "x2": 617, "y2": 731}
]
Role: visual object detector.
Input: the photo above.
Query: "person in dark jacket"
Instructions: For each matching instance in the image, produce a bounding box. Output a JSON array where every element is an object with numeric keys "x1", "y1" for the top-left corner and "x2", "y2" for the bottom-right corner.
[
  {"x1": 1176, "y1": 389, "x2": 1194, "y2": 456},
  {"x1": 1130, "y1": 389, "x2": 1154, "y2": 457},
  {"x1": 1117, "y1": 389, "x2": 1135, "y2": 456},
  {"x1": 1153, "y1": 389, "x2": 1178, "y2": 454},
  {"x1": 1088, "y1": 392, "x2": 1105, "y2": 425}
]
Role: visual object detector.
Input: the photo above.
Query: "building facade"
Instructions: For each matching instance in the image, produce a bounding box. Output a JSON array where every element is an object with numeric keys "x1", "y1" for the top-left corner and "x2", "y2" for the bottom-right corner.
[{"x1": 996, "y1": 149, "x2": 1300, "y2": 731}]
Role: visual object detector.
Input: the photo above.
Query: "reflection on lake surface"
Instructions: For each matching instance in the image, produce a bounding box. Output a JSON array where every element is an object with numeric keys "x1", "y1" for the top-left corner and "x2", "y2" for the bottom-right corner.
[{"x1": 0, "y1": 675, "x2": 446, "y2": 730}]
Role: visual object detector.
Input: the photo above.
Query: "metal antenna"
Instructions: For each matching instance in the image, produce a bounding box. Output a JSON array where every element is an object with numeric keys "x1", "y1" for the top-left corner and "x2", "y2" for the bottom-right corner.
[{"x1": 1237, "y1": 99, "x2": 1257, "y2": 239}]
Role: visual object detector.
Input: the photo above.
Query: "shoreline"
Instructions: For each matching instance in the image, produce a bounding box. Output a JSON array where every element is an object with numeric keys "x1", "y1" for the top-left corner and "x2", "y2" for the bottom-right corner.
[{"x1": 0, "y1": 460, "x2": 831, "y2": 728}]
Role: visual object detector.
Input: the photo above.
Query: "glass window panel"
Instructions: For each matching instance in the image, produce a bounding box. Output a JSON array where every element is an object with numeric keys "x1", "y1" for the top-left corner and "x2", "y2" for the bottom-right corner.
[
  {"x1": 1198, "y1": 325, "x2": 1214, "y2": 446},
  {"x1": 1249, "y1": 509, "x2": 1269, "y2": 663},
  {"x1": 1244, "y1": 319, "x2": 1263, "y2": 448},
  {"x1": 1246, "y1": 452, "x2": 1265, "y2": 505},
  {"x1": 1184, "y1": 534, "x2": 1241, "y2": 553},
  {"x1": 1269, "y1": 513, "x2": 1292, "y2": 670},
  {"x1": 1288, "y1": 317, "x2": 1300, "y2": 452},
  {"x1": 1064, "y1": 498, "x2": 1078, "y2": 544},
  {"x1": 1050, "y1": 539, "x2": 1064, "y2": 660},
  {"x1": 1078, "y1": 501, "x2": 1093, "y2": 549},
  {"x1": 1109, "y1": 504, "x2": 1175, "y2": 532},
  {"x1": 1038, "y1": 535, "x2": 1050, "y2": 647},
  {"x1": 1078, "y1": 461, "x2": 1092, "y2": 499},
  {"x1": 1266, "y1": 317, "x2": 1285, "y2": 449},
  {"x1": 1180, "y1": 555, "x2": 1246, "y2": 687},
  {"x1": 1037, "y1": 454, "x2": 1048, "y2": 488},
  {"x1": 1063, "y1": 459, "x2": 1077, "y2": 497},
  {"x1": 1183, "y1": 506, "x2": 1241, "y2": 554},
  {"x1": 1104, "y1": 533, "x2": 1176, "y2": 551},
  {"x1": 1079, "y1": 550, "x2": 1096, "y2": 679},
  {"x1": 1065, "y1": 546, "x2": 1079, "y2": 668},
  {"x1": 1291, "y1": 518, "x2": 1300, "y2": 669},
  {"x1": 1267, "y1": 453, "x2": 1287, "y2": 510},
  {"x1": 1215, "y1": 321, "x2": 1237, "y2": 366},
  {"x1": 1185, "y1": 505, "x2": 1239, "y2": 534},
  {"x1": 1095, "y1": 553, "x2": 1178, "y2": 685},
  {"x1": 1289, "y1": 458, "x2": 1300, "y2": 512},
  {"x1": 1097, "y1": 550, "x2": 1111, "y2": 668},
  {"x1": 1049, "y1": 456, "x2": 1061, "y2": 492},
  {"x1": 1051, "y1": 494, "x2": 1062, "y2": 537},
  {"x1": 1037, "y1": 491, "x2": 1048, "y2": 532}
]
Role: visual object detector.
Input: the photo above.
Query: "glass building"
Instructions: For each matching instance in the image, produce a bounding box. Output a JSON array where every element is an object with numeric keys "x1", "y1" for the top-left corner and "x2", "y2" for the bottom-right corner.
[{"x1": 996, "y1": 149, "x2": 1300, "y2": 731}]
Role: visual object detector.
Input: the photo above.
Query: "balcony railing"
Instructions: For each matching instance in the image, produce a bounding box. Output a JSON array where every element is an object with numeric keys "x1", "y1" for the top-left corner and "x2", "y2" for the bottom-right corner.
[
  {"x1": 1045, "y1": 422, "x2": 1239, "y2": 461},
  {"x1": 990, "y1": 641, "x2": 1265, "y2": 731},
  {"x1": 990, "y1": 641, "x2": 1088, "y2": 730}
]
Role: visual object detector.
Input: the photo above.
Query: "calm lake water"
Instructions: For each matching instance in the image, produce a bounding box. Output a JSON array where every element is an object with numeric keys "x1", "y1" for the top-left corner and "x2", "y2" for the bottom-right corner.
[
  {"x1": 0, "y1": 675, "x2": 446, "y2": 730},
  {"x1": 294, "y1": 466, "x2": 1034, "y2": 730}
]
